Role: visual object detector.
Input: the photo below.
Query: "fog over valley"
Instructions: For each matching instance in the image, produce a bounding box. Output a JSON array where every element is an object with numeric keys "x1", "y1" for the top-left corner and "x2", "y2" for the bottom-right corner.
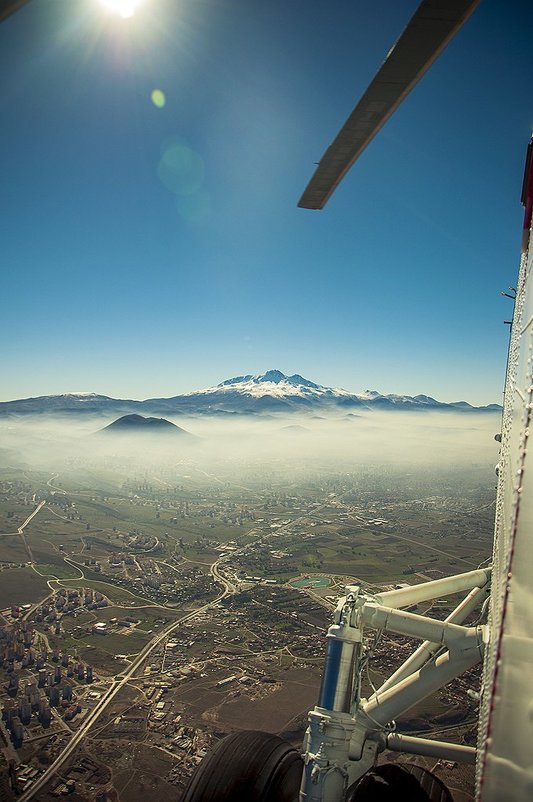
[
  {"x1": 0, "y1": 409, "x2": 501, "y2": 476},
  {"x1": 0, "y1": 402, "x2": 500, "y2": 800}
]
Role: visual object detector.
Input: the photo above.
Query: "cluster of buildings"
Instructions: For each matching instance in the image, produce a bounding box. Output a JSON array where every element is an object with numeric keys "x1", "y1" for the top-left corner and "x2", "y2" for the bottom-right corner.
[
  {"x1": 21, "y1": 587, "x2": 109, "y2": 640},
  {"x1": 81, "y1": 552, "x2": 218, "y2": 607},
  {"x1": 0, "y1": 619, "x2": 95, "y2": 755},
  {"x1": 49, "y1": 755, "x2": 109, "y2": 798},
  {"x1": 2, "y1": 686, "x2": 53, "y2": 746},
  {"x1": 0, "y1": 481, "x2": 37, "y2": 522},
  {"x1": 164, "y1": 726, "x2": 213, "y2": 787}
]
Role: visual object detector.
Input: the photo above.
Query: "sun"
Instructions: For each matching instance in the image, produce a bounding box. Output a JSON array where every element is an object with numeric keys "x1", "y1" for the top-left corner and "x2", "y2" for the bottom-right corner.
[{"x1": 98, "y1": 0, "x2": 144, "y2": 19}]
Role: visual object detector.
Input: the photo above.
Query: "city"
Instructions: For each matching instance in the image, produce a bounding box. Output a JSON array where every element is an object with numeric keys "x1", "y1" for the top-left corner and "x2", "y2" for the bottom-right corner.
[{"x1": 0, "y1": 448, "x2": 496, "y2": 801}]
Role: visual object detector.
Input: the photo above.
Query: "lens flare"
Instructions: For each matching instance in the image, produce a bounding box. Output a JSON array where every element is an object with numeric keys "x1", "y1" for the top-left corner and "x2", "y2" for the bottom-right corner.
[
  {"x1": 176, "y1": 190, "x2": 211, "y2": 224},
  {"x1": 98, "y1": 0, "x2": 143, "y2": 19},
  {"x1": 157, "y1": 143, "x2": 204, "y2": 197},
  {"x1": 151, "y1": 89, "x2": 166, "y2": 108}
]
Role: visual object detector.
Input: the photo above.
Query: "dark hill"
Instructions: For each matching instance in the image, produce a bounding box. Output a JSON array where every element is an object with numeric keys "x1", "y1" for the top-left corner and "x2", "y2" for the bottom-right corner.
[
  {"x1": 100, "y1": 414, "x2": 191, "y2": 436},
  {"x1": 281, "y1": 424, "x2": 309, "y2": 433}
]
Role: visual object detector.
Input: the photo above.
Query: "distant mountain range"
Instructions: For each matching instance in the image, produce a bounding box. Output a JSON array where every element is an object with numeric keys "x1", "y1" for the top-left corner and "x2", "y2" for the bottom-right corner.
[{"x1": 0, "y1": 370, "x2": 502, "y2": 418}]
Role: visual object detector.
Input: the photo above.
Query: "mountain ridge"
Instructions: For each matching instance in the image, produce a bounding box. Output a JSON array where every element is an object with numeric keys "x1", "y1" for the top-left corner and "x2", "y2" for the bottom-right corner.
[{"x1": 0, "y1": 371, "x2": 502, "y2": 417}]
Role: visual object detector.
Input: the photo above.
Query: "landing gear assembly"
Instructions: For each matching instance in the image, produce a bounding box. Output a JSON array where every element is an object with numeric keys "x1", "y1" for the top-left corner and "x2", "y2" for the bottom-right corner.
[{"x1": 184, "y1": 570, "x2": 489, "y2": 801}]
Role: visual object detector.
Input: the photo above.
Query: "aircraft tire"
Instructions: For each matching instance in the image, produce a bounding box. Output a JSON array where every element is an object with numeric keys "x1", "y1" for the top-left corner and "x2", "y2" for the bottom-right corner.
[
  {"x1": 346, "y1": 762, "x2": 454, "y2": 802},
  {"x1": 181, "y1": 729, "x2": 303, "y2": 802}
]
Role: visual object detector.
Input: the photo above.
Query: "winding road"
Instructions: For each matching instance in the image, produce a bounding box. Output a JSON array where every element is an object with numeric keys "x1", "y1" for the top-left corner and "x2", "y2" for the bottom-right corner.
[
  {"x1": 0, "y1": 500, "x2": 45, "y2": 561},
  {"x1": 18, "y1": 554, "x2": 236, "y2": 801}
]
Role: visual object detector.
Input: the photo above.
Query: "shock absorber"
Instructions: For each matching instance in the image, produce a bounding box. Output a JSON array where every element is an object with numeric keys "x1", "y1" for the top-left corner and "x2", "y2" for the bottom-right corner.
[{"x1": 300, "y1": 587, "x2": 374, "y2": 802}]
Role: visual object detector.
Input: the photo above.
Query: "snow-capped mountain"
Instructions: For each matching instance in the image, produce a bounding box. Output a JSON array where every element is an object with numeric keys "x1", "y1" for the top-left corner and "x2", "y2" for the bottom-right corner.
[
  {"x1": 0, "y1": 371, "x2": 502, "y2": 417},
  {"x1": 218, "y1": 370, "x2": 323, "y2": 393},
  {"x1": 190, "y1": 369, "x2": 352, "y2": 401}
]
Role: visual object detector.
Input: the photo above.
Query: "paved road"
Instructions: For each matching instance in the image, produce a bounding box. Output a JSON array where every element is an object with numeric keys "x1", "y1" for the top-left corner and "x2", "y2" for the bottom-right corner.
[
  {"x1": 46, "y1": 474, "x2": 66, "y2": 494},
  {"x1": 0, "y1": 500, "x2": 45, "y2": 537},
  {"x1": 10, "y1": 500, "x2": 45, "y2": 562},
  {"x1": 210, "y1": 555, "x2": 236, "y2": 595},
  {"x1": 19, "y1": 496, "x2": 345, "y2": 799},
  {"x1": 19, "y1": 570, "x2": 233, "y2": 801}
]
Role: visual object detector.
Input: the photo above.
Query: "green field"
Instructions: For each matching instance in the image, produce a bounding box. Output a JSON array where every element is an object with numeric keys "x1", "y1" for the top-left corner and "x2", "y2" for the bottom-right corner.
[
  {"x1": 34, "y1": 562, "x2": 80, "y2": 579},
  {"x1": 78, "y1": 630, "x2": 152, "y2": 654},
  {"x1": 0, "y1": 567, "x2": 50, "y2": 607}
]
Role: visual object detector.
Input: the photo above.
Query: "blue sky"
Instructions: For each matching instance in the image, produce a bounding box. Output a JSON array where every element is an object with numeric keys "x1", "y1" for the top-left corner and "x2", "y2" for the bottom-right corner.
[{"x1": 1, "y1": 0, "x2": 531, "y2": 405}]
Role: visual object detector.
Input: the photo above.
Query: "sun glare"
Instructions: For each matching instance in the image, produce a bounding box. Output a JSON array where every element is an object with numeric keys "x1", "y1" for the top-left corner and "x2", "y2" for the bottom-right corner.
[{"x1": 98, "y1": 0, "x2": 143, "y2": 19}]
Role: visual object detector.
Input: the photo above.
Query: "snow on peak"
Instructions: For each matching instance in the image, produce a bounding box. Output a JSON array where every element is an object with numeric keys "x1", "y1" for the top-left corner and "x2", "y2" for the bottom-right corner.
[
  {"x1": 179, "y1": 371, "x2": 500, "y2": 410},
  {"x1": 191, "y1": 370, "x2": 350, "y2": 400},
  {"x1": 412, "y1": 394, "x2": 438, "y2": 405},
  {"x1": 218, "y1": 370, "x2": 320, "y2": 389}
]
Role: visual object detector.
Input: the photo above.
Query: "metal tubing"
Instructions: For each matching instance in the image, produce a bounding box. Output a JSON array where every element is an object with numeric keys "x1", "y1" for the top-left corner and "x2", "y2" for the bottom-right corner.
[
  {"x1": 373, "y1": 568, "x2": 491, "y2": 609},
  {"x1": 318, "y1": 636, "x2": 356, "y2": 713},
  {"x1": 362, "y1": 647, "x2": 482, "y2": 728},
  {"x1": 361, "y1": 603, "x2": 481, "y2": 650},
  {"x1": 371, "y1": 584, "x2": 490, "y2": 698},
  {"x1": 386, "y1": 733, "x2": 476, "y2": 764},
  {"x1": 317, "y1": 620, "x2": 362, "y2": 714}
]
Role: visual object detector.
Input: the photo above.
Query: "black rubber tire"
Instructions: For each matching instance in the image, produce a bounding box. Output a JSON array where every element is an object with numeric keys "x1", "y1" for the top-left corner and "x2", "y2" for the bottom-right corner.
[
  {"x1": 346, "y1": 762, "x2": 454, "y2": 802},
  {"x1": 181, "y1": 730, "x2": 303, "y2": 802}
]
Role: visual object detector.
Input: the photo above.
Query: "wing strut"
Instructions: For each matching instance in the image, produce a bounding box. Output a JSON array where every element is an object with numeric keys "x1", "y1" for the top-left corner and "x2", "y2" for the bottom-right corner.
[
  {"x1": 0, "y1": 1, "x2": 32, "y2": 24},
  {"x1": 298, "y1": 0, "x2": 481, "y2": 210}
]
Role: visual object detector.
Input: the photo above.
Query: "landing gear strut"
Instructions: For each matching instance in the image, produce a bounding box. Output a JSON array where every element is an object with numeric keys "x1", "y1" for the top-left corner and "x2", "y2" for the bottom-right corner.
[{"x1": 186, "y1": 572, "x2": 487, "y2": 801}]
